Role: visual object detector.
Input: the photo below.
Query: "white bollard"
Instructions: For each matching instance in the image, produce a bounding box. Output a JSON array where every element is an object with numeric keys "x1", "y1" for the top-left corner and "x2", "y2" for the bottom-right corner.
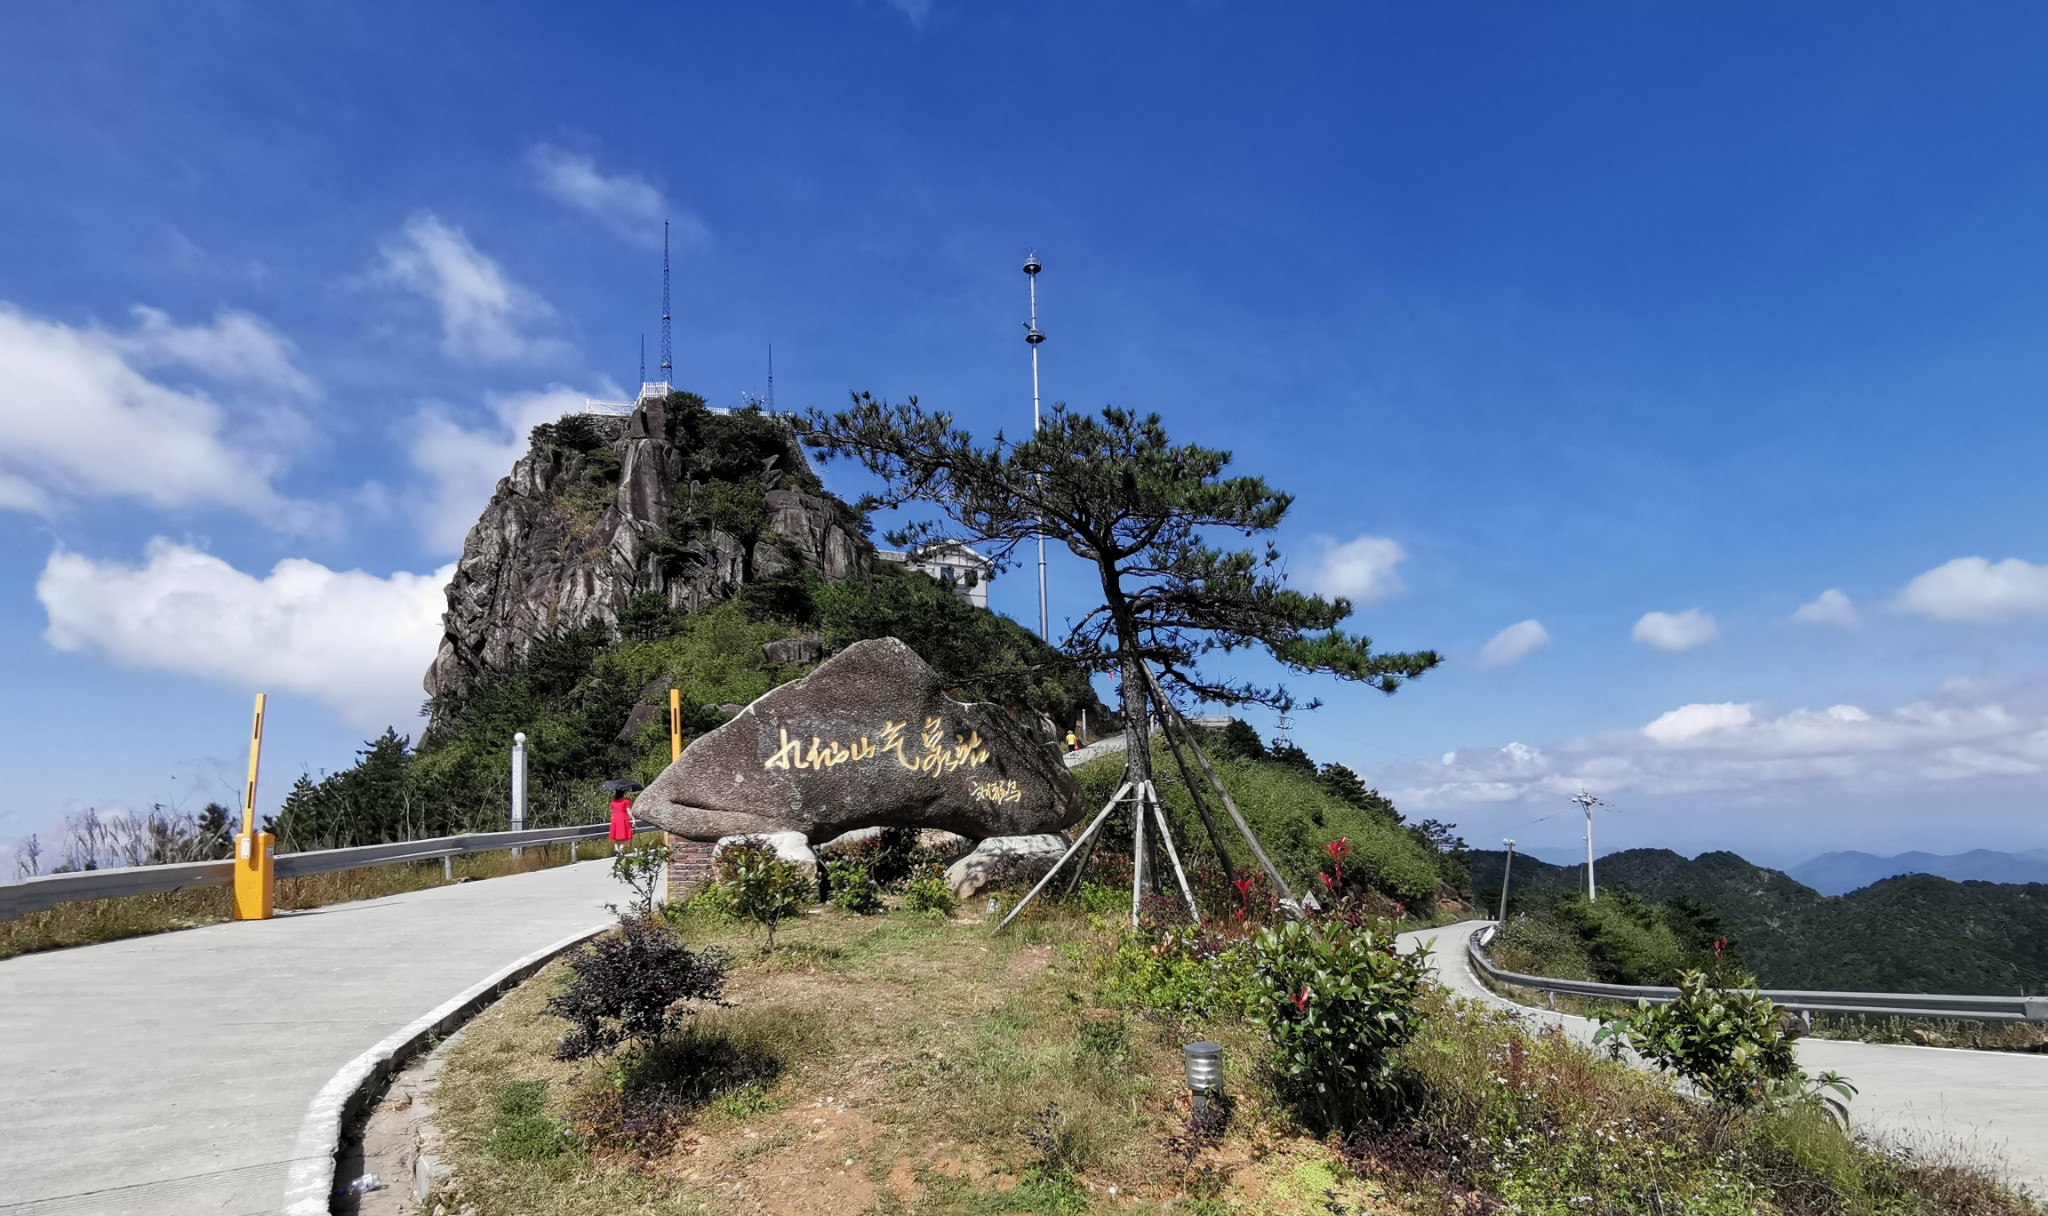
[{"x1": 510, "y1": 732, "x2": 528, "y2": 859}]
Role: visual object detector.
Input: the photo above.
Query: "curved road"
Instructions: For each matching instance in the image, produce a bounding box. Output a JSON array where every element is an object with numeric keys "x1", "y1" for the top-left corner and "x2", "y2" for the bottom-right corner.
[
  {"x1": 0, "y1": 859, "x2": 619, "y2": 1215},
  {"x1": 1398, "y1": 920, "x2": 2048, "y2": 1199},
  {"x1": 4, "y1": 876, "x2": 2041, "y2": 1211}
]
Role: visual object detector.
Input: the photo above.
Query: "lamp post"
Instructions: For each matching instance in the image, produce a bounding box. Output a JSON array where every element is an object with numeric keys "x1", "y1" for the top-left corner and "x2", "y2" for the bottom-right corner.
[
  {"x1": 1571, "y1": 790, "x2": 1606, "y2": 901},
  {"x1": 1498, "y1": 838, "x2": 1516, "y2": 923},
  {"x1": 1184, "y1": 1040, "x2": 1223, "y2": 1115}
]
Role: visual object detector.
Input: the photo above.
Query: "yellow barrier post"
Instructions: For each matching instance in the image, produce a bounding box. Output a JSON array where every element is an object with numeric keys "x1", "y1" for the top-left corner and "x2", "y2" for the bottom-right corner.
[
  {"x1": 232, "y1": 693, "x2": 275, "y2": 920},
  {"x1": 668, "y1": 687, "x2": 682, "y2": 762}
]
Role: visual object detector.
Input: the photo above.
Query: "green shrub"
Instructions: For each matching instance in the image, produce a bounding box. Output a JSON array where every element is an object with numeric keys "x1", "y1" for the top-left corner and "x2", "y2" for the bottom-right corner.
[
  {"x1": 1251, "y1": 918, "x2": 1429, "y2": 1131},
  {"x1": 1489, "y1": 912, "x2": 1596, "y2": 981},
  {"x1": 1100, "y1": 925, "x2": 1260, "y2": 1019},
  {"x1": 904, "y1": 873, "x2": 957, "y2": 914},
  {"x1": 716, "y1": 837, "x2": 814, "y2": 948},
  {"x1": 609, "y1": 836, "x2": 674, "y2": 918},
  {"x1": 544, "y1": 915, "x2": 729, "y2": 1060},
  {"x1": 824, "y1": 858, "x2": 882, "y2": 914},
  {"x1": 1595, "y1": 970, "x2": 1800, "y2": 1108}
]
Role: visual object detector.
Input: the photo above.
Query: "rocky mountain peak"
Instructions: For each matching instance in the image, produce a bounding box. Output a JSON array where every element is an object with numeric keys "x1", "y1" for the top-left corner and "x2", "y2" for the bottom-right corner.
[{"x1": 423, "y1": 393, "x2": 870, "y2": 704}]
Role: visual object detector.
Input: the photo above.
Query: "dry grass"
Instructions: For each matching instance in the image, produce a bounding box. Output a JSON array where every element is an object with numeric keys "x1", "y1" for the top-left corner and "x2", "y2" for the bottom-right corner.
[
  {"x1": 432, "y1": 906, "x2": 1368, "y2": 1216},
  {"x1": 0, "y1": 839, "x2": 617, "y2": 960}
]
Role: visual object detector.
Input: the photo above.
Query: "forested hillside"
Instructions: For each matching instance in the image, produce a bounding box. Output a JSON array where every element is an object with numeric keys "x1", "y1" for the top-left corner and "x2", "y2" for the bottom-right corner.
[{"x1": 1471, "y1": 847, "x2": 2048, "y2": 995}]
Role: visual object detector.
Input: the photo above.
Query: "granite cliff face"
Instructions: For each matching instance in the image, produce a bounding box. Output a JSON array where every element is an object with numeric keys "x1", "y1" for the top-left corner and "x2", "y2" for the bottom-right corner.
[{"x1": 423, "y1": 394, "x2": 870, "y2": 703}]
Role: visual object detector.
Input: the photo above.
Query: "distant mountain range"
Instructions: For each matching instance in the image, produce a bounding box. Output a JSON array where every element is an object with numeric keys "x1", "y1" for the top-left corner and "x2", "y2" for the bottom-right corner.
[
  {"x1": 1469, "y1": 847, "x2": 2048, "y2": 995},
  {"x1": 1787, "y1": 849, "x2": 2048, "y2": 896}
]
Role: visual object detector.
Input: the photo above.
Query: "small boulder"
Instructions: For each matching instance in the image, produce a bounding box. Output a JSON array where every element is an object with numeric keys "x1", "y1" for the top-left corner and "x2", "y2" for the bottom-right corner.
[
  {"x1": 711, "y1": 831, "x2": 819, "y2": 887},
  {"x1": 946, "y1": 834, "x2": 1070, "y2": 899},
  {"x1": 918, "y1": 829, "x2": 974, "y2": 860},
  {"x1": 761, "y1": 634, "x2": 824, "y2": 665}
]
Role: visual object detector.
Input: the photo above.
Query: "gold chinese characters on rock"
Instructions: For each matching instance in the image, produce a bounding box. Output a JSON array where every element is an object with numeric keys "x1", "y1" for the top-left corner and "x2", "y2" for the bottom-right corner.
[
  {"x1": 762, "y1": 716, "x2": 994, "y2": 780},
  {"x1": 970, "y1": 779, "x2": 1021, "y2": 804}
]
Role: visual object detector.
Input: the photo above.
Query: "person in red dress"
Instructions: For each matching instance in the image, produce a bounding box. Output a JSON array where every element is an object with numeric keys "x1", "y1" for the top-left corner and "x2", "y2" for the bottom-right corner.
[{"x1": 609, "y1": 792, "x2": 634, "y2": 853}]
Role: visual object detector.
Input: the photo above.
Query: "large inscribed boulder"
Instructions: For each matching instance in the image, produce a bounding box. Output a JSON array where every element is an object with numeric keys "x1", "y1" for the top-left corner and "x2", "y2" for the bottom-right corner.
[{"x1": 639, "y1": 638, "x2": 1083, "y2": 842}]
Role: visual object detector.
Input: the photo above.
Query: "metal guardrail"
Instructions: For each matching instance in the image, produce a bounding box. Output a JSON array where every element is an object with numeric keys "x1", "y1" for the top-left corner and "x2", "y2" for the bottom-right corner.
[
  {"x1": 1467, "y1": 927, "x2": 2048, "y2": 1024},
  {"x1": 0, "y1": 822, "x2": 632, "y2": 921}
]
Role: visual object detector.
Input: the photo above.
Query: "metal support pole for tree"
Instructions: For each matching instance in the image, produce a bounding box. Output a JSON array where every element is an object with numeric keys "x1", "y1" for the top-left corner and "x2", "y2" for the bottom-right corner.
[
  {"x1": 1138, "y1": 664, "x2": 1296, "y2": 906},
  {"x1": 1155, "y1": 695, "x2": 1239, "y2": 884},
  {"x1": 996, "y1": 782, "x2": 1131, "y2": 933},
  {"x1": 1148, "y1": 783, "x2": 1201, "y2": 923}
]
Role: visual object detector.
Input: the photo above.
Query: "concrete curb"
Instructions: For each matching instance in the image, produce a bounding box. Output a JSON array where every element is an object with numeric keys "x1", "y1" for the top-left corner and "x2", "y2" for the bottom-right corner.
[{"x1": 280, "y1": 920, "x2": 612, "y2": 1214}]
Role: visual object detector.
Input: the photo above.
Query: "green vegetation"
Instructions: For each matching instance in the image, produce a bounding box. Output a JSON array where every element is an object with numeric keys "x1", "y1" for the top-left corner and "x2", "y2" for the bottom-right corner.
[
  {"x1": 1250, "y1": 918, "x2": 1430, "y2": 1131},
  {"x1": 427, "y1": 868, "x2": 2036, "y2": 1215},
  {"x1": 1594, "y1": 971, "x2": 1803, "y2": 1109},
  {"x1": 711, "y1": 838, "x2": 814, "y2": 949},
  {"x1": 1069, "y1": 740, "x2": 1452, "y2": 909},
  {"x1": 1475, "y1": 847, "x2": 2048, "y2": 995},
  {"x1": 1488, "y1": 888, "x2": 1729, "y2": 986}
]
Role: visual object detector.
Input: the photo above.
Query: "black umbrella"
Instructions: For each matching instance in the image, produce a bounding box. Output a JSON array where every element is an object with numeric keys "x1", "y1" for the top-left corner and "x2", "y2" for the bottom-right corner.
[{"x1": 600, "y1": 779, "x2": 644, "y2": 792}]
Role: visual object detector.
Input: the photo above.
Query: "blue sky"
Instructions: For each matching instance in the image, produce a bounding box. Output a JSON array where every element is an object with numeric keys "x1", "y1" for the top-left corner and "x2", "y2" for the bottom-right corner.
[{"x1": 4, "y1": 3, "x2": 2048, "y2": 871}]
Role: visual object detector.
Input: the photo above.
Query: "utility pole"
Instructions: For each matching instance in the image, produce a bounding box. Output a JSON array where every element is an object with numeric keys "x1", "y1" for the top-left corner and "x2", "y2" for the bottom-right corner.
[
  {"x1": 1023, "y1": 252, "x2": 1048, "y2": 641},
  {"x1": 1572, "y1": 790, "x2": 1606, "y2": 901},
  {"x1": 1498, "y1": 838, "x2": 1516, "y2": 922}
]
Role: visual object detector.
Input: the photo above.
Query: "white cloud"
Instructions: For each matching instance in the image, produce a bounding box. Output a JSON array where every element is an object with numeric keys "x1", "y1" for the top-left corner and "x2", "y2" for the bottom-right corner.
[
  {"x1": 109, "y1": 306, "x2": 318, "y2": 399},
  {"x1": 409, "y1": 386, "x2": 593, "y2": 553},
  {"x1": 1792, "y1": 588, "x2": 1858, "y2": 627},
  {"x1": 526, "y1": 144, "x2": 702, "y2": 247},
  {"x1": 1474, "y1": 619, "x2": 1551, "y2": 668},
  {"x1": 1632, "y1": 608, "x2": 1718, "y2": 652},
  {"x1": 1898, "y1": 556, "x2": 2048, "y2": 622},
  {"x1": 0, "y1": 304, "x2": 317, "y2": 523},
  {"x1": 1385, "y1": 687, "x2": 2048, "y2": 815},
  {"x1": 1641, "y1": 701, "x2": 1754, "y2": 743},
  {"x1": 374, "y1": 214, "x2": 565, "y2": 363},
  {"x1": 37, "y1": 540, "x2": 453, "y2": 733},
  {"x1": 1304, "y1": 535, "x2": 1408, "y2": 603}
]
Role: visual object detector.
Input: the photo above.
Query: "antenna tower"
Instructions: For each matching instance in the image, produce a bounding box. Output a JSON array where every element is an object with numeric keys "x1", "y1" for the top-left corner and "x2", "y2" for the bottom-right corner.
[
  {"x1": 639, "y1": 334, "x2": 645, "y2": 385},
  {"x1": 767, "y1": 344, "x2": 775, "y2": 412},
  {"x1": 659, "y1": 220, "x2": 673, "y2": 383},
  {"x1": 1023, "y1": 252, "x2": 1048, "y2": 641}
]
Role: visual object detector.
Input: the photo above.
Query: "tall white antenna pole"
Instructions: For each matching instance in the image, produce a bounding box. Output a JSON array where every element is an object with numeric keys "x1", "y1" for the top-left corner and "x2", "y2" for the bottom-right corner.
[
  {"x1": 1023, "y1": 252, "x2": 1049, "y2": 641},
  {"x1": 1572, "y1": 790, "x2": 1606, "y2": 900}
]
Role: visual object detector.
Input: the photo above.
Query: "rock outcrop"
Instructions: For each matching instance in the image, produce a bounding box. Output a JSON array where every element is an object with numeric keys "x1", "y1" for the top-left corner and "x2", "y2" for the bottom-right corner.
[
  {"x1": 424, "y1": 396, "x2": 870, "y2": 703},
  {"x1": 945, "y1": 835, "x2": 1069, "y2": 898},
  {"x1": 638, "y1": 638, "x2": 1084, "y2": 843}
]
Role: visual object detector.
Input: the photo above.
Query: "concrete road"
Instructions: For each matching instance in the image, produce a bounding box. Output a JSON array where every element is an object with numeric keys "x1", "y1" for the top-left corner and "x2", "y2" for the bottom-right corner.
[
  {"x1": 0, "y1": 859, "x2": 619, "y2": 1215},
  {"x1": 1398, "y1": 920, "x2": 2048, "y2": 1199}
]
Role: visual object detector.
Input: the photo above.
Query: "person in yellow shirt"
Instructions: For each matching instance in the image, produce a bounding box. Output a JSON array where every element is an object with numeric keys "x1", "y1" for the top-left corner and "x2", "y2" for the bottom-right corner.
[{"x1": 1064, "y1": 730, "x2": 1079, "y2": 752}]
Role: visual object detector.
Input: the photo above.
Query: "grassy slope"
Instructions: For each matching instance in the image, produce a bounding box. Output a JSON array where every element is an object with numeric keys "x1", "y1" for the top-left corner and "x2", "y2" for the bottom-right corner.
[
  {"x1": 1070, "y1": 749, "x2": 1443, "y2": 904},
  {"x1": 431, "y1": 903, "x2": 2041, "y2": 1216},
  {"x1": 1471, "y1": 848, "x2": 2048, "y2": 994}
]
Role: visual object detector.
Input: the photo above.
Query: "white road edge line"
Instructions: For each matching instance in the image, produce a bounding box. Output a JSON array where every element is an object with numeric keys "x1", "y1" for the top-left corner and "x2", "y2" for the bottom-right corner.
[{"x1": 280, "y1": 920, "x2": 612, "y2": 1215}]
